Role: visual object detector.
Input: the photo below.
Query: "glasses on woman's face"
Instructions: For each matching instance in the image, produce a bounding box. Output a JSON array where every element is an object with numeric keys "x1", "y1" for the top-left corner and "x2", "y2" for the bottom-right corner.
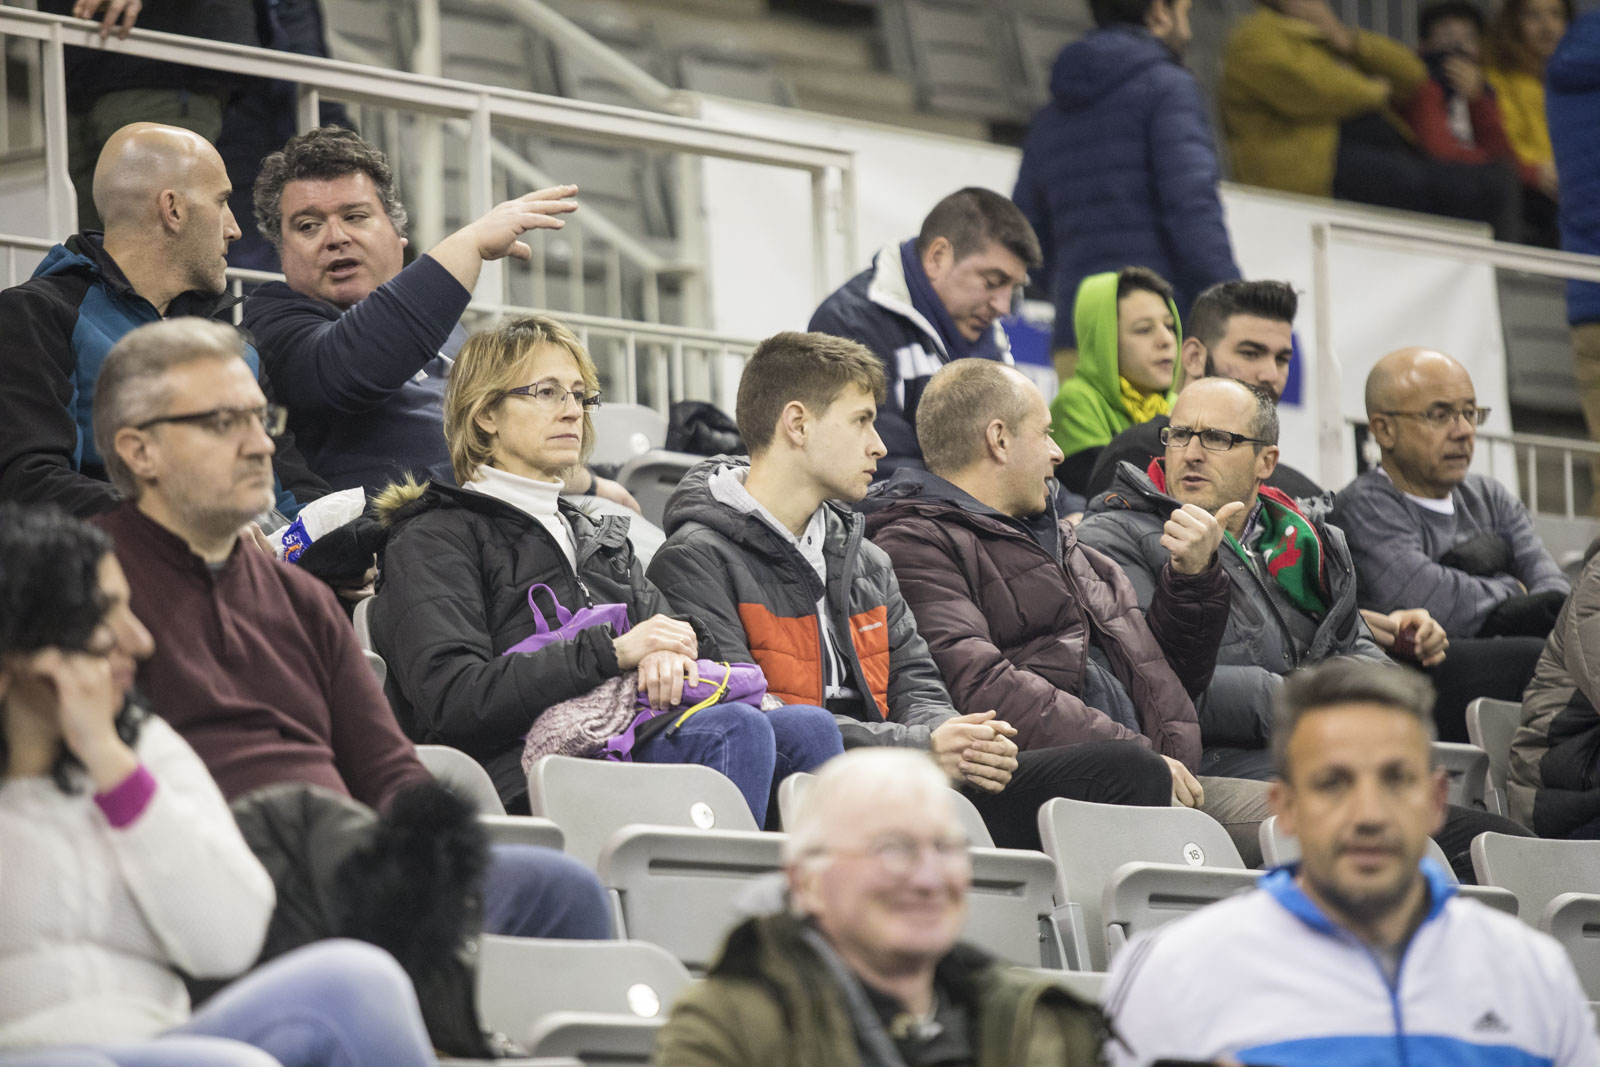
[{"x1": 505, "y1": 382, "x2": 603, "y2": 411}]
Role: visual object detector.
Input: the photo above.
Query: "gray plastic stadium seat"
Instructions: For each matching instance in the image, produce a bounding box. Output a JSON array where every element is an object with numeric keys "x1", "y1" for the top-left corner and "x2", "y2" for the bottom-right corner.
[
  {"x1": 1037, "y1": 796, "x2": 1244, "y2": 971},
  {"x1": 1474, "y1": 833, "x2": 1600, "y2": 925},
  {"x1": 352, "y1": 595, "x2": 375, "y2": 652},
  {"x1": 589, "y1": 403, "x2": 669, "y2": 468},
  {"x1": 322, "y1": 0, "x2": 407, "y2": 70},
  {"x1": 598, "y1": 825, "x2": 784, "y2": 972},
  {"x1": 617, "y1": 450, "x2": 701, "y2": 530},
  {"x1": 417, "y1": 744, "x2": 509, "y2": 815},
  {"x1": 1102, "y1": 862, "x2": 1259, "y2": 960},
  {"x1": 472, "y1": 935, "x2": 689, "y2": 1058},
  {"x1": 1258, "y1": 814, "x2": 1459, "y2": 883},
  {"x1": 1466, "y1": 697, "x2": 1522, "y2": 817},
  {"x1": 1432, "y1": 741, "x2": 1490, "y2": 810},
  {"x1": 523, "y1": 1014, "x2": 660, "y2": 1065},
  {"x1": 775, "y1": 770, "x2": 995, "y2": 847},
  {"x1": 361, "y1": 649, "x2": 387, "y2": 687},
  {"x1": 1008, "y1": 11, "x2": 1090, "y2": 110},
  {"x1": 1260, "y1": 815, "x2": 1518, "y2": 915},
  {"x1": 966, "y1": 846, "x2": 1071, "y2": 968},
  {"x1": 1543, "y1": 894, "x2": 1600, "y2": 1000},
  {"x1": 892, "y1": 0, "x2": 1018, "y2": 120},
  {"x1": 526, "y1": 755, "x2": 758, "y2": 869}
]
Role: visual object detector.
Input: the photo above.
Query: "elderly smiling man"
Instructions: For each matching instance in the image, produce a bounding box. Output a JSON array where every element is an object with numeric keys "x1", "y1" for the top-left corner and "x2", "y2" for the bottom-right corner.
[{"x1": 654, "y1": 748, "x2": 1106, "y2": 1066}]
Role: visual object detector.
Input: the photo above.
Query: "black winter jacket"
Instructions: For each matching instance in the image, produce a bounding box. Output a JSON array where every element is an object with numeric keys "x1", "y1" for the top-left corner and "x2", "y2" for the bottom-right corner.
[{"x1": 371, "y1": 480, "x2": 713, "y2": 804}]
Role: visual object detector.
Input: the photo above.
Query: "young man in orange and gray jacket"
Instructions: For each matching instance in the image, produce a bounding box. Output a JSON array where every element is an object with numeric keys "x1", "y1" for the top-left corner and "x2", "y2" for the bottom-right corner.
[{"x1": 647, "y1": 330, "x2": 1206, "y2": 855}]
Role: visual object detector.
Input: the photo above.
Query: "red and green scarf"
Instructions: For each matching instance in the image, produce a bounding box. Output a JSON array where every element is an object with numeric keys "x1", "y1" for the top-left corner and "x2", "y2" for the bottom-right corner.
[{"x1": 1146, "y1": 460, "x2": 1329, "y2": 618}]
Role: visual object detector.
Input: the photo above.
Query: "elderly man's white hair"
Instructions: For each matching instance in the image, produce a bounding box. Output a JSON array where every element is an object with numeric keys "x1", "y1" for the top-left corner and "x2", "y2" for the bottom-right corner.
[{"x1": 782, "y1": 748, "x2": 958, "y2": 864}]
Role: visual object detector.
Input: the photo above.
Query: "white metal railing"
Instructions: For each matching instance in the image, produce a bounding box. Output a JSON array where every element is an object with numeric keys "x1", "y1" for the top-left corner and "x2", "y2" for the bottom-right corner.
[
  {"x1": 1309, "y1": 218, "x2": 1600, "y2": 490},
  {"x1": 0, "y1": 6, "x2": 857, "y2": 324},
  {"x1": 0, "y1": 231, "x2": 757, "y2": 415}
]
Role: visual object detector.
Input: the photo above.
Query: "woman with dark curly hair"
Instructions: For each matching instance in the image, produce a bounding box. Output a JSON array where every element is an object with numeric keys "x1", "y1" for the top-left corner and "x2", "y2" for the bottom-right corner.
[{"x1": 0, "y1": 504, "x2": 436, "y2": 1066}]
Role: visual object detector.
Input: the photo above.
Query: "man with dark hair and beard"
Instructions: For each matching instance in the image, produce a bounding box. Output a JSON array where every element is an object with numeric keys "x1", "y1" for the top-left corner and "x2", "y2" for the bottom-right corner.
[
  {"x1": 1084, "y1": 279, "x2": 1318, "y2": 498},
  {"x1": 1104, "y1": 658, "x2": 1598, "y2": 1067}
]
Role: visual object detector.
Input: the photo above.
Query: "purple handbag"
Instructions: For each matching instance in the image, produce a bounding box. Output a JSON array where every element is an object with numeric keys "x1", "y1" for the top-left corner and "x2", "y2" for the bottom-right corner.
[
  {"x1": 520, "y1": 662, "x2": 770, "y2": 771},
  {"x1": 501, "y1": 583, "x2": 631, "y2": 655}
]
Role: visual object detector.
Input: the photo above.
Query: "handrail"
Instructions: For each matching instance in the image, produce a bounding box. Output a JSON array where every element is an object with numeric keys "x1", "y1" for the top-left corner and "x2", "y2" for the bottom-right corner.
[
  {"x1": 0, "y1": 231, "x2": 758, "y2": 414},
  {"x1": 1310, "y1": 219, "x2": 1600, "y2": 489},
  {"x1": 0, "y1": 6, "x2": 857, "y2": 308},
  {"x1": 1346, "y1": 415, "x2": 1600, "y2": 524},
  {"x1": 0, "y1": 8, "x2": 847, "y2": 170}
]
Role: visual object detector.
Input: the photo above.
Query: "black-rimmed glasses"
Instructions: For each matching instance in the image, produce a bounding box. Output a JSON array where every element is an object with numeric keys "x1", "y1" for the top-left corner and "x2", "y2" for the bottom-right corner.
[
  {"x1": 1160, "y1": 425, "x2": 1272, "y2": 452},
  {"x1": 135, "y1": 404, "x2": 287, "y2": 438}
]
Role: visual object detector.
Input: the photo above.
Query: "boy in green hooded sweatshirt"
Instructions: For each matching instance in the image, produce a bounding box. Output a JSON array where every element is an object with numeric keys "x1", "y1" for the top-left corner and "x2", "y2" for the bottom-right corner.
[{"x1": 1050, "y1": 267, "x2": 1181, "y2": 494}]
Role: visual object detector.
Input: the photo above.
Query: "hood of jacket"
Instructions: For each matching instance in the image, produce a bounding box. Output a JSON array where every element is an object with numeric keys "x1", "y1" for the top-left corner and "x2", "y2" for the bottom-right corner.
[
  {"x1": 661, "y1": 455, "x2": 857, "y2": 578},
  {"x1": 1051, "y1": 25, "x2": 1179, "y2": 108},
  {"x1": 1069, "y1": 272, "x2": 1181, "y2": 415},
  {"x1": 34, "y1": 232, "x2": 243, "y2": 321}
]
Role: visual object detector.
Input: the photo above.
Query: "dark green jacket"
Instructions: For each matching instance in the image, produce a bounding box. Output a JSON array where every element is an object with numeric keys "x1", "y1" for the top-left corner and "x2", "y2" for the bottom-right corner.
[{"x1": 654, "y1": 913, "x2": 1108, "y2": 1067}]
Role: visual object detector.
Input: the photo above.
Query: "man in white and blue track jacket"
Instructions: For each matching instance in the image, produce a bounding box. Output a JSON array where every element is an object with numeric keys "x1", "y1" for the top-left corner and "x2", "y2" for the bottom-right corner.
[{"x1": 1105, "y1": 658, "x2": 1599, "y2": 1067}]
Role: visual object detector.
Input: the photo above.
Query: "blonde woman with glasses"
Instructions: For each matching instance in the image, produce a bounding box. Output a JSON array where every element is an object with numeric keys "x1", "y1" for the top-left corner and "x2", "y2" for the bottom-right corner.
[{"x1": 371, "y1": 314, "x2": 842, "y2": 821}]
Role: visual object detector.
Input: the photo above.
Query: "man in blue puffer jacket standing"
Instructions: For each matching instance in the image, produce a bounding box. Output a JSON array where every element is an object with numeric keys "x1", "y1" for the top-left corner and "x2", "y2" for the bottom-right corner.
[
  {"x1": 1014, "y1": 0, "x2": 1239, "y2": 361},
  {"x1": 1550, "y1": 12, "x2": 1600, "y2": 506}
]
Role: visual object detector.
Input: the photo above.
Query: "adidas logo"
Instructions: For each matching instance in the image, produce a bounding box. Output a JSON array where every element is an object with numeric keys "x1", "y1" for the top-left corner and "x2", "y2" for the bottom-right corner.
[{"x1": 1473, "y1": 1010, "x2": 1512, "y2": 1034}]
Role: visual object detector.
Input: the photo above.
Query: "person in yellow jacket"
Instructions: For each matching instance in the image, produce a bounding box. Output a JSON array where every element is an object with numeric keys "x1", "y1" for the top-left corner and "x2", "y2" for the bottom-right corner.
[
  {"x1": 1222, "y1": 0, "x2": 1520, "y2": 234},
  {"x1": 1221, "y1": 0, "x2": 1427, "y2": 197},
  {"x1": 1485, "y1": 0, "x2": 1571, "y2": 245},
  {"x1": 1048, "y1": 267, "x2": 1180, "y2": 495}
]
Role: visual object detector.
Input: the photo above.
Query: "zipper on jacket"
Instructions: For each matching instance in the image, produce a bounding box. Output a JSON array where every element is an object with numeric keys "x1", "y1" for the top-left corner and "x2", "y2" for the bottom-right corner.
[
  {"x1": 1356, "y1": 934, "x2": 1414, "y2": 1067},
  {"x1": 1232, "y1": 549, "x2": 1302, "y2": 670}
]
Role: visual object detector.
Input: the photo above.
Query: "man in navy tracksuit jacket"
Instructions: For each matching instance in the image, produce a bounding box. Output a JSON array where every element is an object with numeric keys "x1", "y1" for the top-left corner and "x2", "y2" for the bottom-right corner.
[
  {"x1": 1106, "y1": 659, "x2": 1598, "y2": 1067},
  {"x1": 1550, "y1": 14, "x2": 1600, "y2": 485},
  {"x1": 1013, "y1": 0, "x2": 1239, "y2": 354},
  {"x1": 808, "y1": 187, "x2": 1040, "y2": 478}
]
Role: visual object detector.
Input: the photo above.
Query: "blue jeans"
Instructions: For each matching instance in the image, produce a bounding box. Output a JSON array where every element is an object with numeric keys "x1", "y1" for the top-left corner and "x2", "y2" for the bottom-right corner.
[
  {"x1": 630, "y1": 702, "x2": 843, "y2": 826},
  {"x1": 0, "y1": 941, "x2": 432, "y2": 1067},
  {"x1": 483, "y1": 843, "x2": 612, "y2": 938}
]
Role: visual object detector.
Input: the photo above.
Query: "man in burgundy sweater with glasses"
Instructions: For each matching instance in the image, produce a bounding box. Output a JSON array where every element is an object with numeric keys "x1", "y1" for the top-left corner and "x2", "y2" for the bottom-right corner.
[{"x1": 90, "y1": 315, "x2": 610, "y2": 942}]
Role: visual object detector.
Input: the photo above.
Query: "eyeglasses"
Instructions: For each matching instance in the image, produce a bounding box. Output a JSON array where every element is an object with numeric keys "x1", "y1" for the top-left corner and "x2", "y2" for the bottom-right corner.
[
  {"x1": 1376, "y1": 406, "x2": 1490, "y2": 429},
  {"x1": 135, "y1": 404, "x2": 288, "y2": 438},
  {"x1": 816, "y1": 833, "x2": 970, "y2": 878},
  {"x1": 1160, "y1": 425, "x2": 1273, "y2": 452},
  {"x1": 505, "y1": 383, "x2": 603, "y2": 411}
]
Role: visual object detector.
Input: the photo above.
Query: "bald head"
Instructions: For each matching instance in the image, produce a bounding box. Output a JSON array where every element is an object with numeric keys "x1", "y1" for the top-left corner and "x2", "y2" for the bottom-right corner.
[
  {"x1": 93, "y1": 123, "x2": 224, "y2": 232},
  {"x1": 1365, "y1": 347, "x2": 1480, "y2": 497},
  {"x1": 89, "y1": 123, "x2": 240, "y2": 311},
  {"x1": 1364, "y1": 347, "x2": 1470, "y2": 416}
]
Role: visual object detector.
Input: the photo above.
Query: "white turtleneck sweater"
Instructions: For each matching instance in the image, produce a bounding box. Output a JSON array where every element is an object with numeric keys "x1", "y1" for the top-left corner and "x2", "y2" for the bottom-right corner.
[{"x1": 464, "y1": 464, "x2": 577, "y2": 568}]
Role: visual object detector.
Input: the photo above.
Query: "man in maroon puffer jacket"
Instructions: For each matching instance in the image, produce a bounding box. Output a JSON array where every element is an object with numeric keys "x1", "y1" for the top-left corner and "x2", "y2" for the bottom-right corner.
[{"x1": 862, "y1": 358, "x2": 1271, "y2": 856}]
